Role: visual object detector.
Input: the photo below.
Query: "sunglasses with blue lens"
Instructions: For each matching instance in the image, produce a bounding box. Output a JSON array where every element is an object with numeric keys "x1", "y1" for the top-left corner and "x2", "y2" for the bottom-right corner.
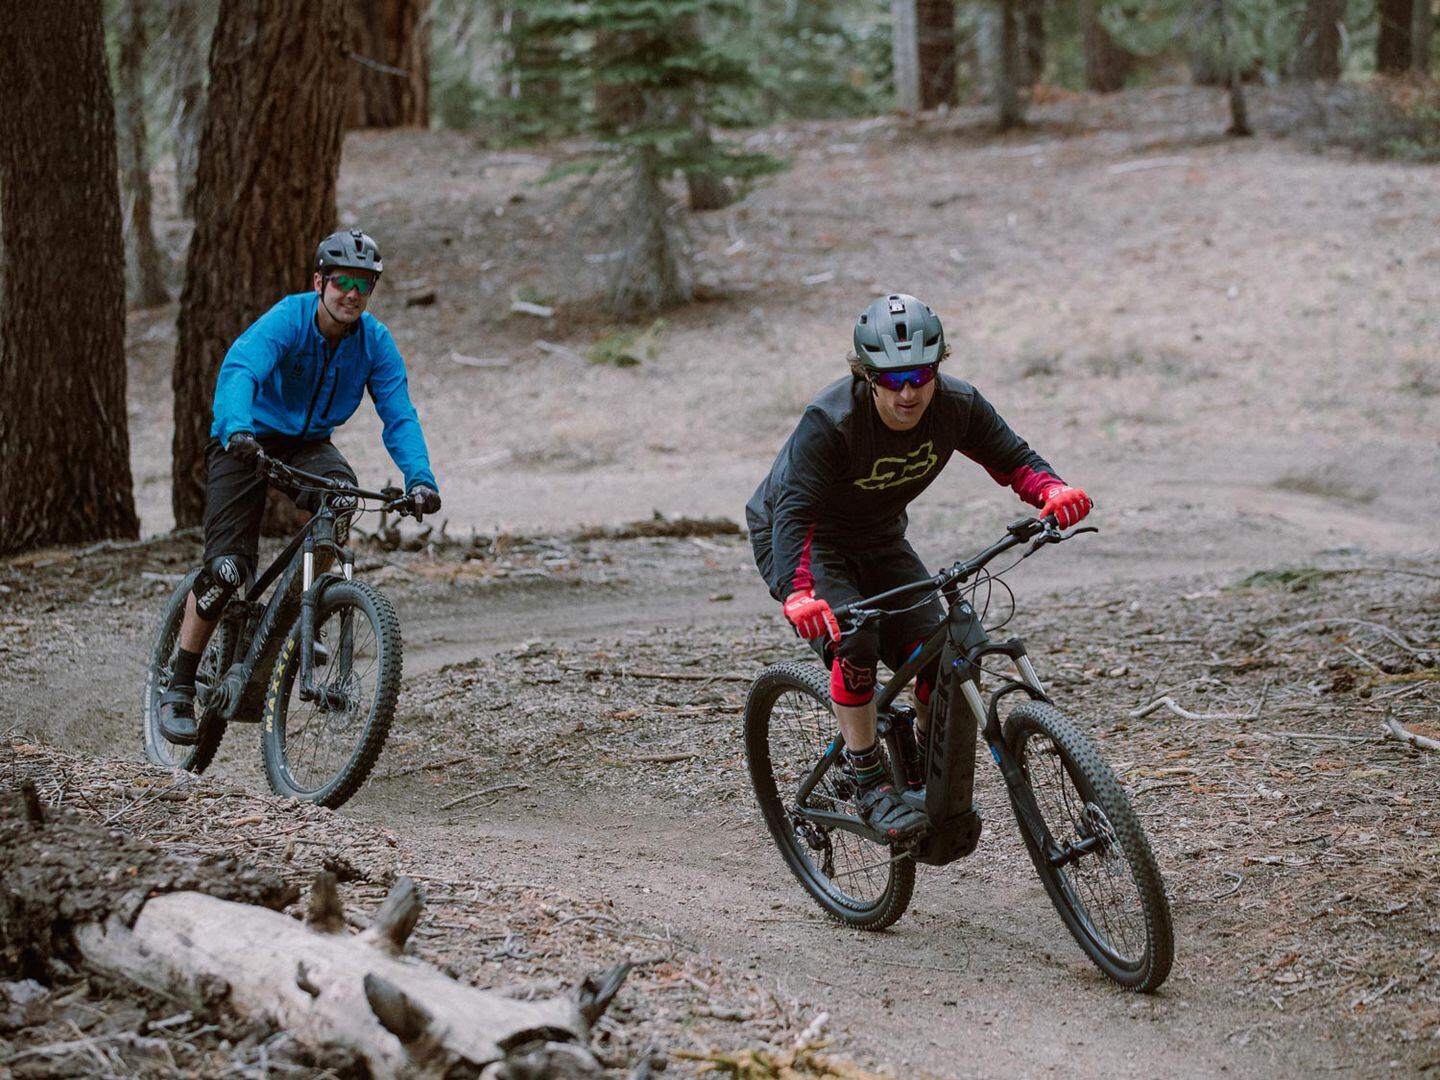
[{"x1": 870, "y1": 363, "x2": 939, "y2": 392}]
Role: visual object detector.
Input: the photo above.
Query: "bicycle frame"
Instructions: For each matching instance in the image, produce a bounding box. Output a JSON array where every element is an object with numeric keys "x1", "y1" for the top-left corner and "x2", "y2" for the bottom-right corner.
[
  {"x1": 199, "y1": 460, "x2": 406, "y2": 724},
  {"x1": 791, "y1": 517, "x2": 1086, "y2": 867}
]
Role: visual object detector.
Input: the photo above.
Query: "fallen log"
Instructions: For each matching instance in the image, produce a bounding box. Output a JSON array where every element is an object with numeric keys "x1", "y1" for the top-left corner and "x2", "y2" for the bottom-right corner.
[{"x1": 2, "y1": 783, "x2": 608, "y2": 1078}]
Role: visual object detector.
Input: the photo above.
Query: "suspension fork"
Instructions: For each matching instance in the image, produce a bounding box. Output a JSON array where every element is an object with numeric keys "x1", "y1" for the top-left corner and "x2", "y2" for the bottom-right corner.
[
  {"x1": 977, "y1": 648, "x2": 1065, "y2": 862},
  {"x1": 298, "y1": 531, "x2": 321, "y2": 701}
]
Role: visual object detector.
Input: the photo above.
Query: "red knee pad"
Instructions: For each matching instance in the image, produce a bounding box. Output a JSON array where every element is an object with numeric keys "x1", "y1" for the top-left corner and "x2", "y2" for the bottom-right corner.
[{"x1": 830, "y1": 657, "x2": 875, "y2": 706}]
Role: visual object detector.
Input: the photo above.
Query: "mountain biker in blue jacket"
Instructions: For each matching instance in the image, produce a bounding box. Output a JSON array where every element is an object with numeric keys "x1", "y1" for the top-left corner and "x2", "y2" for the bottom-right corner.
[
  {"x1": 746, "y1": 294, "x2": 1092, "y2": 841},
  {"x1": 158, "y1": 229, "x2": 441, "y2": 745}
]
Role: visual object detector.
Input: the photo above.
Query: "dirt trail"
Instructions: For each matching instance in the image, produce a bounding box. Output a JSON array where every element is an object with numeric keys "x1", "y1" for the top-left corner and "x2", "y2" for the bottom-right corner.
[
  {"x1": 3, "y1": 530, "x2": 1434, "y2": 1075},
  {"x1": 348, "y1": 554, "x2": 1392, "y2": 1080}
]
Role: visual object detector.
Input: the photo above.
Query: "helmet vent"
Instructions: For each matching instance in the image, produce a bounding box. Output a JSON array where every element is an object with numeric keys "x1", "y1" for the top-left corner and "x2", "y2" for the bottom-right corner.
[{"x1": 895, "y1": 321, "x2": 908, "y2": 341}]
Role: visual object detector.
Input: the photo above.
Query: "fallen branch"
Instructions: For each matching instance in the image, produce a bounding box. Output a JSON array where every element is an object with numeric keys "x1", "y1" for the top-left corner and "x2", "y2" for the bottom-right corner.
[
  {"x1": 2, "y1": 790, "x2": 612, "y2": 1078},
  {"x1": 439, "y1": 781, "x2": 529, "y2": 811},
  {"x1": 1262, "y1": 618, "x2": 1430, "y2": 657},
  {"x1": 1382, "y1": 715, "x2": 1440, "y2": 753},
  {"x1": 629, "y1": 669, "x2": 753, "y2": 682},
  {"x1": 1365, "y1": 670, "x2": 1440, "y2": 688},
  {"x1": 534, "y1": 339, "x2": 586, "y2": 363},
  {"x1": 75, "y1": 888, "x2": 594, "y2": 1077},
  {"x1": 1129, "y1": 687, "x2": 1266, "y2": 723}
]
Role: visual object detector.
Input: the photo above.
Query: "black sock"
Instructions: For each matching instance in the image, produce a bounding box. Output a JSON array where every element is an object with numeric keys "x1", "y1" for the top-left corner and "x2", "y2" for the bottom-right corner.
[
  {"x1": 171, "y1": 647, "x2": 202, "y2": 691},
  {"x1": 843, "y1": 743, "x2": 886, "y2": 788}
]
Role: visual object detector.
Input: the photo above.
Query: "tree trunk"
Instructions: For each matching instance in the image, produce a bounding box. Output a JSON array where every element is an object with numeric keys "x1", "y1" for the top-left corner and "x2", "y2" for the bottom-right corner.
[
  {"x1": 117, "y1": 0, "x2": 170, "y2": 309},
  {"x1": 3, "y1": 789, "x2": 602, "y2": 1079},
  {"x1": 997, "y1": 0, "x2": 1025, "y2": 130},
  {"x1": 1021, "y1": 0, "x2": 1046, "y2": 86},
  {"x1": 172, "y1": 0, "x2": 349, "y2": 529},
  {"x1": 1378, "y1": 0, "x2": 1414, "y2": 74},
  {"x1": 605, "y1": 147, "x2": 690, "y2": 315},
  {"x1": 917, "y1": 0, "x2": 956, "y2": 109},
  {"x1": 1414, "y1": 0, "x2": 1433, "y2": 74},
  {"x1": 346, "y1": 0, "x2": 430, "y2": 128},
  {"x1": 77, "y1": 890, "x2": 596, "y2": 1076},
  {"x1": 593, "y1": 28, "x2": 645, "y2": 133},
  {"x1": 892, "y1": 0, "x2": 921, "y2": 114},
  {"x1": 1218, "y1": 0, "x2": 1253, "y2": 136},
  {"x1": 685, "y1": 114, "x2": 734, "y2": 212},
  {"x1": 0, "y1": 0, "x2": 139, "y2": 555},
  {"x1": 1082, "y1": 0, "x2": 1137, "y2": 92},
  {"x1": 167, "y1": 0, "x2": 208, "y2": 218},
  {"x1": 1294, "y1": 0, "x2": 1346, "y2": 82}
]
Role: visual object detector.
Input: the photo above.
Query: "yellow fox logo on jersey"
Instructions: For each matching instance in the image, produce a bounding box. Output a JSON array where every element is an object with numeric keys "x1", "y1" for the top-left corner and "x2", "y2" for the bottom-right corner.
[{"x1": 855, "y1": 440, "x2": 939, "y2": 491}]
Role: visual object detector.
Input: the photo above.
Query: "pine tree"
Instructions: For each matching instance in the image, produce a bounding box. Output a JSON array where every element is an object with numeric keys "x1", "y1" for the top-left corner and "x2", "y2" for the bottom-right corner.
[
  {"x1": 1101, "y1": 0, "x2": 1272, "y2": 135},
  {"x1": 509, "y1": 0, "x2": 785, "y2": 314}
]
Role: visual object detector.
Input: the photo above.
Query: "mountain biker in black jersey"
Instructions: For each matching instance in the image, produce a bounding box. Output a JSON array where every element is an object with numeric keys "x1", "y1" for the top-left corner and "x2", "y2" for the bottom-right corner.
[
  {"x1": 745, "y1": 293, "x2": 1092, "y2": 841},
  {"x1": 157, "y1": 229, "x2": 441, "y2": 745}
]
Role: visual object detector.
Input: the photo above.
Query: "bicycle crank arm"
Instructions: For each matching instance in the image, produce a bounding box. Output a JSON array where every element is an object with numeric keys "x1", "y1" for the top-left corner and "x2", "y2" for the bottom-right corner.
[{"x1": 793, "y1": 806, "x2": 911, "y2": 846}]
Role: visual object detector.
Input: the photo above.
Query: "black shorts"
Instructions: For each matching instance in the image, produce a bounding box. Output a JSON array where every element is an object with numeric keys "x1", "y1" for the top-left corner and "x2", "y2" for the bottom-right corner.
[
  {"x1": 202, "y1": 436, "x2": 356, "y2": 575},
  {"x1": 806, "y1": 536, "x2": 945, "y2": 667}
]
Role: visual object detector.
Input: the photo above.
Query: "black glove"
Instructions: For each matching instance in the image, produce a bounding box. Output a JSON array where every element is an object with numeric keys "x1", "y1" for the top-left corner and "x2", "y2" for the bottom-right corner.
[
  {"x1": 227, "y1": 432, "x2": 262, "y2": 468},
  {"x1": 408, "y1": 483, "x2": 441, "y2": 516}
]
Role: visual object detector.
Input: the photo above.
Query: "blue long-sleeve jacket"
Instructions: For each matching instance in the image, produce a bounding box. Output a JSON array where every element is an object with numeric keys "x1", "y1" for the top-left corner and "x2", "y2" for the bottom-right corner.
[{"x1": 210, "y1": 293, "x2": 437, "y2": 491}]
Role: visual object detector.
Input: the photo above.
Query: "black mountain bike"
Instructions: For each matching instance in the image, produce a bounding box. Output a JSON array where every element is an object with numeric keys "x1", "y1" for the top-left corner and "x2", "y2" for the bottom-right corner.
[
  {"x1": 744, "y1": 517, "x2": 1174, "y2": 992},
  {"x1": 142, "y1": 454, "x2": 416, "y2": 809}
]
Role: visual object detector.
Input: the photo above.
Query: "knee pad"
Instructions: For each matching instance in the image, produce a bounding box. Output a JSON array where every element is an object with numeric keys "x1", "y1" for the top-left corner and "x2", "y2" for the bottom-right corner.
[
  {"x1": 328, "y1": 478, "x2": 358, "y2": 546},
  {"x1": 193, "y1": 555, "x2": 245, "y2": 619},
  {"x1": 831, "y1": 657, "x2": 875, "y2": 707}
]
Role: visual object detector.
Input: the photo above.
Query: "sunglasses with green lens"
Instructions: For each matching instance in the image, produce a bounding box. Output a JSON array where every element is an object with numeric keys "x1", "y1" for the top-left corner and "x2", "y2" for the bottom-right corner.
[{"x1": 328, "y1": 274, "x2": 375, "y2": 296}]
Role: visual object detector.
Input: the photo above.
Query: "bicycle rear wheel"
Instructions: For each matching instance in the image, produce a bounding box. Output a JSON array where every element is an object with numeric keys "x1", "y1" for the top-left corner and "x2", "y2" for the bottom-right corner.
[
  {"x1": 744, "y1": 661, "x2": 914, "y2": 930},
  {"x1": 260, "y1": 580, "x2": 401, "y2": 808},
  {"x1": 1003, "y1": 700, "x2": 1174, "y2": 992},
  {"x1": 141, "y1": 570, "x2": 230, "y2": 772}
]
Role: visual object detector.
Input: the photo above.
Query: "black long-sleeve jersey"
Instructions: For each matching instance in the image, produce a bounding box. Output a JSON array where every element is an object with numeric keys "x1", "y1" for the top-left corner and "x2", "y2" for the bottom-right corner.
[{"x1": 746, "y1": 374, "x2": 1062, "y2": 600}]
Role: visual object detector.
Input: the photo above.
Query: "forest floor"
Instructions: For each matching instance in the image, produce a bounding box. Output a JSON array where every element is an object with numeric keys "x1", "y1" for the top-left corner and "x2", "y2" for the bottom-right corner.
[{"x1": 4, "y1": 84, "x2": 1439, "y2": 1076}]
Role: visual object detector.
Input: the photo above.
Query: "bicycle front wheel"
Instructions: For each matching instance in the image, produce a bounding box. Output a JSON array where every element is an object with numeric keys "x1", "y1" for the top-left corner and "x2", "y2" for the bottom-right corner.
[
  {"x1": 1003, "y1": 700, "x2": 1174, "y2": 992},
  {"x1": 744, "y1": 661, "x2": 915, "y2": 931},
  {"x1": 261, "y1": 580, "x2": 402, "y2": 808}
]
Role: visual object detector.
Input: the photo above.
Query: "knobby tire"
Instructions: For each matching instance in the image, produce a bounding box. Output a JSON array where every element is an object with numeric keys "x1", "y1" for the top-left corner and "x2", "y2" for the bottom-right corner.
[
  {"x1": 260, "y1": 579, "x2": 402, "y2": 809},
  {"x1": 1003, "y1": 700, "x2": 1174, "y2": 992},
  {"x1": 745, "y1": 661, "x2": 915, "y2": 931}
]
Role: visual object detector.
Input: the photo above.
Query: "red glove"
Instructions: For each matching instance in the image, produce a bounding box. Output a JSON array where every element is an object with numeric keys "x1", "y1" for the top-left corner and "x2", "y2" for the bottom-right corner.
[
  {"x1": 1039, "y1": 484, "x2": 1092, "y2": 528},
  {"x1": 783, "y1": 589, "x2": 841, "y2": 643}
]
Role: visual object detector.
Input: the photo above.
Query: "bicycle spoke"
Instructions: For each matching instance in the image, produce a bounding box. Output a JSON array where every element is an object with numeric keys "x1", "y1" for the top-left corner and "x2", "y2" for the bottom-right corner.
[
  {"x1": 276, "y1": 602, "x2": 381, "y2": 794},
  {"x1": 1025, "y1": 732, "x2": 1148, "y2": 966},
  {"x1": 770, "y1": 686, "x2": 893, "y2": 909}
]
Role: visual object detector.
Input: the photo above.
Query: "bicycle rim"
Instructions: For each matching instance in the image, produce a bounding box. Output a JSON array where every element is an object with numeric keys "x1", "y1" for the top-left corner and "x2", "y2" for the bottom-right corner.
[
  {"x1": 262, "y1": 581, "x2": 401, "y2": 807},
  {"x1": 1005, "y1": 701, "x2": 1173, "y2": 991},
  {"x1": 745, "y1": 662, "x2": 914, "y2": 930}
]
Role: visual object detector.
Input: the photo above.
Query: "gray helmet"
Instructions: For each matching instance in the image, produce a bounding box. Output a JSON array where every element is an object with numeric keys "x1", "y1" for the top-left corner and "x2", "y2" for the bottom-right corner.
[
  {"x1": 853, "y1": 293, "x2": 944, "y2": 371},
  {"x1": 315, "y1": 228, "x2": 383, "y2": 275}
]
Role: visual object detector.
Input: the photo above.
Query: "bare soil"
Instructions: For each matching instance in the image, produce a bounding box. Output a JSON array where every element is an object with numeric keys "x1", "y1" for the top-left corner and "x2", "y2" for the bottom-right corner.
[{"x1": 4, "y1": 85, "x2": 1439, "y2": 1076}]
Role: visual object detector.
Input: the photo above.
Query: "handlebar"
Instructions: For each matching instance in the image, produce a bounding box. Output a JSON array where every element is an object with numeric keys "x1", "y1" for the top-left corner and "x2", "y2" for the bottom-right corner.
[
  {"x1": 254, "y1": 452, "x2": 415, "y2": 517},
  {"x1": 833, "y1": 515, "x2": 1093, "y2": 628}
]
